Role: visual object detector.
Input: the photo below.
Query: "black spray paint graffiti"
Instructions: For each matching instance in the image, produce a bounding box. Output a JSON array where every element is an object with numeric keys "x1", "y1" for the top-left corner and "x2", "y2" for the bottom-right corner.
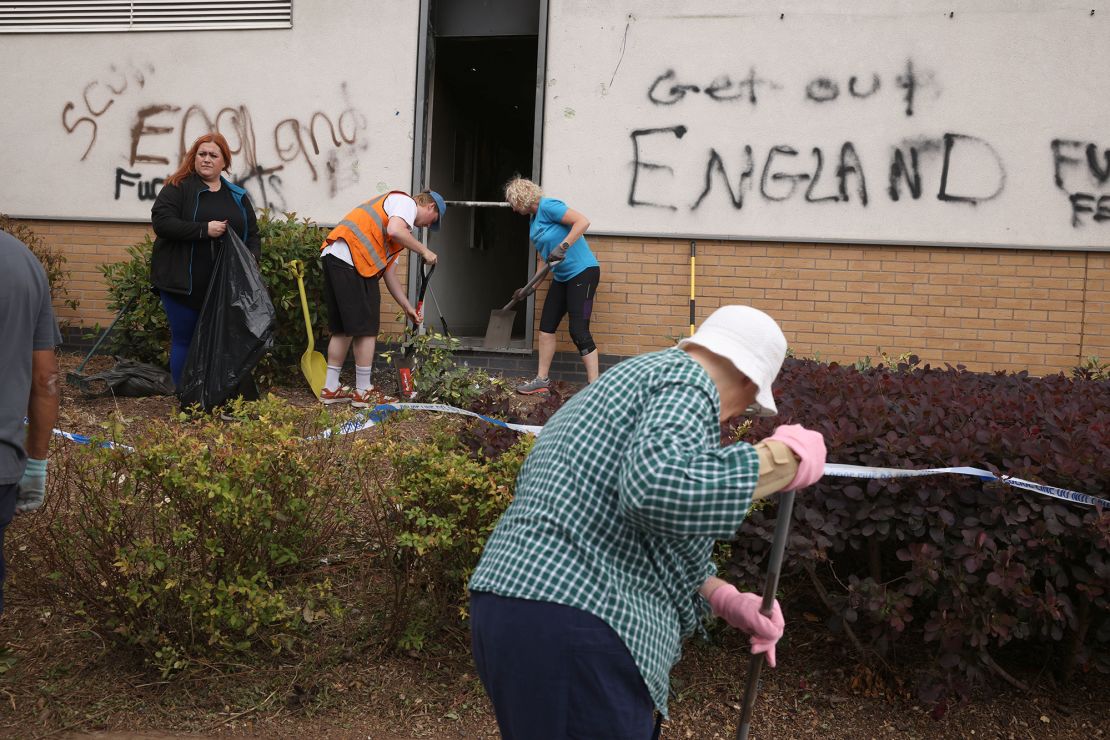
[
  {"x1": 649, "y1": 68, "x2": 781, "y2": 106},
  {"x1": 1051, "y1": 139, "x2": 1110, "y2": 226},
  {"x1": 628, "y1": 127, "x2": 1005, "y2": 212},
  {"x1": 687, "y1": 142, "x2": 869, "y2": 209},
  {"x1": 889, "y1": 134, "x2": 1006, "y2": 204},
  {"x1": 628, "y1": 126, "x2": 687, "y2": 210},
  {"x1": 647, "y1": 59, "x2": 934, "y2": 116},
  {"x1": 61, "y1": 62, "x2": 155, "y2": 160},
  {"x1": 115, "y1": 169, "x2": 163, "y2": 201},
  {"x1": 115, "y1": 91, "x2": 367, "y2": 210}
]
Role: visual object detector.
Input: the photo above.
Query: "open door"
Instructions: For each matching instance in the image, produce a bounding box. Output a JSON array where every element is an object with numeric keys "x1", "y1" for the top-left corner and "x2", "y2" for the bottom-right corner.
[{"x1": 411, "y1": 0, "x2": 545, "y2": 350}]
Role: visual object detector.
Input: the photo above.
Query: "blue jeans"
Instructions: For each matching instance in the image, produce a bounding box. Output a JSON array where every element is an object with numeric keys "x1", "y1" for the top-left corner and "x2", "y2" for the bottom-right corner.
[
  {"x1": 160, "y1": 291, "x2": 200, "y2": 386},
  {"x1": 470, "y1": 591, "x2": 660, "y2": 740}
]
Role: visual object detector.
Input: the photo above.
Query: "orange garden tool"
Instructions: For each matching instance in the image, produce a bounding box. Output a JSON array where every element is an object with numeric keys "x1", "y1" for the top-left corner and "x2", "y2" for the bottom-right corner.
[{"x1": 397, "y1": 262, "x2": 435, "y2": 399}]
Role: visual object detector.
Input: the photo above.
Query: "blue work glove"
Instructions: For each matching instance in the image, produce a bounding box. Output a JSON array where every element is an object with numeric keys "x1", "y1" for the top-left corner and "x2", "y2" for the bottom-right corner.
[{"x1": 16, "y1": 458, "x2": 47, "y2": 514}]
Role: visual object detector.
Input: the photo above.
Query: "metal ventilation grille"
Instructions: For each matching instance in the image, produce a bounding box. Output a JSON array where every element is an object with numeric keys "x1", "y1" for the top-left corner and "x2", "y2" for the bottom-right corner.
[{"x1": 0, "y1": 1, "x2": 293, "y2": 33}]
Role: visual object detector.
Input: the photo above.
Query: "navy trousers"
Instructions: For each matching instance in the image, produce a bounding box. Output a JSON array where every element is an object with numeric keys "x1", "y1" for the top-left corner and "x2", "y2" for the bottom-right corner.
[
  {"x1": 160, "y1": 291, "x2": 200, "y2": 386},
  {"x1": 470, "y1": 591, "x2": 661, "y2": 740}
]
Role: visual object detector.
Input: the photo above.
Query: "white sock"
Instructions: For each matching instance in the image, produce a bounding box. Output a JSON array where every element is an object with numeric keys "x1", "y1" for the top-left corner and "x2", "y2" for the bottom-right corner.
[
  {"x1": 355, "y1": 365, "x2": 373, "y2": 391},
  {"x1": 325, "y1": 365, "x2": 342, "y2": 390}
]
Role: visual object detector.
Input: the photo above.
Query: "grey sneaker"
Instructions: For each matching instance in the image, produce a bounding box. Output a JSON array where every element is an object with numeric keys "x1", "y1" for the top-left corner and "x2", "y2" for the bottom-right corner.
[{"x1": 516, "y1": 376, "x2": 551, "y2": 395}]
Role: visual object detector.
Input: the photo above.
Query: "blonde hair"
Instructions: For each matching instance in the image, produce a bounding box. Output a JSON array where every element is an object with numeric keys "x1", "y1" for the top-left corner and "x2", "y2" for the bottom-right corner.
[
  {"x1": 414, "y1": 190, "x2": 437, "y2": 212},
  {"x1": 504, "y1": 177, "x2": 542, "y2": 211}
]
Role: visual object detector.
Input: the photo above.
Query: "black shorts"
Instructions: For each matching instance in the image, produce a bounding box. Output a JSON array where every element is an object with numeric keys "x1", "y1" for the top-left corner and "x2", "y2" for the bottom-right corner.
[{"x1": 321, "y1": 255, "x2": 381, "y2": 336}]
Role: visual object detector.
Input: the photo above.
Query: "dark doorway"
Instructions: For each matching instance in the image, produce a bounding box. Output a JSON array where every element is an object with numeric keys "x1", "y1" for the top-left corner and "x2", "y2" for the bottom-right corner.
[{"x1": 422, "y1": 6, "x2": 541, "y2": 346}]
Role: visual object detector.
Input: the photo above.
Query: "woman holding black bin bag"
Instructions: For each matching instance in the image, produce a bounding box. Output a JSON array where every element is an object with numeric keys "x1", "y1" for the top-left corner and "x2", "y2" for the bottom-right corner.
[{"x1": 150, "y1": 133, "x2": 267, "y2": 404}]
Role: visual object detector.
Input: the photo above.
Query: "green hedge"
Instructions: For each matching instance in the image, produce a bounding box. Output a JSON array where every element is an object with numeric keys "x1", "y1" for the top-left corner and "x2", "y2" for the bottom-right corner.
[
  {"x1": 29, "y1": 398, "x2": 358, "y2": 674},
  {"x1": 19, "y1": 399, "x2": 532, "y2": 672}
]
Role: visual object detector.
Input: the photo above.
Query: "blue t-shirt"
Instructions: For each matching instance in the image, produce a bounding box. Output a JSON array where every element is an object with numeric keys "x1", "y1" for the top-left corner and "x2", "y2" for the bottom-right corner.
[{"x1": 529, "y1": 197, "x2": 599, "y2": 282}]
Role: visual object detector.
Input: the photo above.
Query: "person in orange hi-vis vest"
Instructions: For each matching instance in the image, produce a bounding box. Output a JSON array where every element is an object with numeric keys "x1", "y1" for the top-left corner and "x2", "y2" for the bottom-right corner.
[{"x1": 318, "y1": 190, "x2": 445, "y2": 407}]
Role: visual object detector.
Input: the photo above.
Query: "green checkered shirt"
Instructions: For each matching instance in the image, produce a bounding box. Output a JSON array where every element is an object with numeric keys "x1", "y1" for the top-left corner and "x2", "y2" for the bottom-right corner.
[{"x1": 469, "y1": 347, "x2": 759, "y2": 716}]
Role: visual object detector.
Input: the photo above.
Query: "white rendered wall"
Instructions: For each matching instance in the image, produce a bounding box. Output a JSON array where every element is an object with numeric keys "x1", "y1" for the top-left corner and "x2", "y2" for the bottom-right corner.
[
  {"x1": 0, "y1": 1, "x2": 420, "y2": 224},
  {"x1": 542, "y1": 0, "x2": 1110, "y2": 249}
]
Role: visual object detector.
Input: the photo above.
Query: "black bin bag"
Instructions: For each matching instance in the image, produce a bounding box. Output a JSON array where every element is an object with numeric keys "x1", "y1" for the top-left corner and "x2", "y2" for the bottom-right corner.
[
  {"x1": 178, "y1": 229, "x2": 276, "y2": 412},
  {"x1": 82, "y1": 357, "x2": 175, "y2": 397}
]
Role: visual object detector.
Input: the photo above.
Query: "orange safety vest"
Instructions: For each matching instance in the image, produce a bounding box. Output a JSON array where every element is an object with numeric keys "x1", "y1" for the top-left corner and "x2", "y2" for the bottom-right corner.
[{"x1": 321, "y1": 191, "x2": 409, "y2": 278}]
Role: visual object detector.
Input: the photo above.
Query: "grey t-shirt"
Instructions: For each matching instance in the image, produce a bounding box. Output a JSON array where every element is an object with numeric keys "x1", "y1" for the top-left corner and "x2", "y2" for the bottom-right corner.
[{"x1": 0, "y1": 231, "x2": 62, "y2": 483}]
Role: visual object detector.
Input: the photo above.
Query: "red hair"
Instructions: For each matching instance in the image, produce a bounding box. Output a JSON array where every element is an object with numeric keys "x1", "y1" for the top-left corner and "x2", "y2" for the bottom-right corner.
[{"x1": 166, "y1": 133, "x2": 232, "y2": 187}]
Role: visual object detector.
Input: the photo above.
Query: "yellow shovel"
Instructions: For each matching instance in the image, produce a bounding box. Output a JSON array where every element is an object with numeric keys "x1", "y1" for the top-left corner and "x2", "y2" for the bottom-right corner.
[{"x1": 288, "y1": 260, "x2": 327, "y2": 399}]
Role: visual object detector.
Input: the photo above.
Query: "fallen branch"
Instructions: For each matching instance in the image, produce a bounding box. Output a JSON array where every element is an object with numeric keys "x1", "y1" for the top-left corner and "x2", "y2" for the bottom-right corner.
[
  {"x1": 201, "y1": 688, "x2": 279, "y2": 733},
  {"x1": 802, "y1": 559, "x2": 871, "y2": 661},
  {"x1": 979, "y1": 650, "x2": 1031, "y2": 693}
]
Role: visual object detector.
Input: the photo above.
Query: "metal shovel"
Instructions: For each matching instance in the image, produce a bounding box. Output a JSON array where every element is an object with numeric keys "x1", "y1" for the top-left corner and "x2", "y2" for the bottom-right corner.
[
  {"x1": 288, "y1": 259, "x2": 327, "y2": 399},
  {"x1": 427, "y1": 285, "x2": 452, "y2": 339},
  {"x1": 482, "y1": 261, "x2": 553, "y2": 349}
]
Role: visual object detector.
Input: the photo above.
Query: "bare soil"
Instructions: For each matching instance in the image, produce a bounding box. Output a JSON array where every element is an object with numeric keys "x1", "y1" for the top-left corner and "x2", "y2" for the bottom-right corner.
[{"x1": 0, "y1": 353, "x2": 1103, "y2": 739}]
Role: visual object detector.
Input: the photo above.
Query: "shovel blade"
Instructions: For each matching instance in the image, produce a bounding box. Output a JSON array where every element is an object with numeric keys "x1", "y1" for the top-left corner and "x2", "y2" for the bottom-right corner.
[
  {"x1": 301, "y1": 350, "x2": 328, "y2": 400},
  {"x1": 483, "y1": 309, "x2": 517, "y2": 349}
]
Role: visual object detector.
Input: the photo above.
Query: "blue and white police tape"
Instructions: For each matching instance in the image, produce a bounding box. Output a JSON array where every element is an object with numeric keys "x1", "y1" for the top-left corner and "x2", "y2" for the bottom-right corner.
[
  {"x1": 52, "y1": 427, "x2": 133, "y2": 451},
  {"x1": 339, "y1": 406, "x2": 1104, "y2": 509},
  {"x1": 50, "y1": 404, "x2": 1104, "y2": 509},
  {"x1": 318, "y1": 402, "x2": 544, "y2": 439},
  {"x1": 824, "y1": 463, "x2": 1109, "y2": 509}
]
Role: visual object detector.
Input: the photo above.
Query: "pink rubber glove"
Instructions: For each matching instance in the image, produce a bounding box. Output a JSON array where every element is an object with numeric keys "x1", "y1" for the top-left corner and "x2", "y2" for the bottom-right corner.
[
  {"x1": 766, "y1": 424, "x2": 826, "y2": 490},
  {"x1": 709, "y1": 584, "x2": 786, "y2": 667}
]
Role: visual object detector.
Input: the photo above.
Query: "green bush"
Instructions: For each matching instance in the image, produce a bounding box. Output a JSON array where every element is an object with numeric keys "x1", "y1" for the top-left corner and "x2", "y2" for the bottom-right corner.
[
  {"x1": 351, "y1": 426, "x2": 533, "y2": 650},
  {"x1": 1074, "y1": 355, "x2": 1109, "y2": 380},
  {"x1": 380, "y1": 327, "x2": 497, "y2": 406},
  {"x1": 21, "y1": 395, "x2": 534, "y2": 672},
  {"x1": 100, "y1": 210, "x2": 329, "y2": 382},
  {"x1": 28, "y1": 397, "x2": 361, "y2": 674},
  {"x1": 100, "y1": 238, "x2": 168, "y2": 366},
  {"x1": 0, "y1": 214, "x2": 79, "y2": 317}
]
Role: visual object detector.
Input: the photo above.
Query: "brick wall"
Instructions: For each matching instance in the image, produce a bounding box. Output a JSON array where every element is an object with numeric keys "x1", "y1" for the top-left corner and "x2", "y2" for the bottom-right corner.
[
  {"x1": 542, "y1": 236, "x2": 1110, "y2": 377},
  {"x1": 15, "y1": 218, "x2": 1110, "y2": 377},
  {"x1": 17, "y1": 219, "x2": 152, "y2": 326}
]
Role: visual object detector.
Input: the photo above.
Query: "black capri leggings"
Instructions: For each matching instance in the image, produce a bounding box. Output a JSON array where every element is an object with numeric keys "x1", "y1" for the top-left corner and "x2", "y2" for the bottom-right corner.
[{"x1": 539, "y1": 266, "x2": 599, "y2": 356}]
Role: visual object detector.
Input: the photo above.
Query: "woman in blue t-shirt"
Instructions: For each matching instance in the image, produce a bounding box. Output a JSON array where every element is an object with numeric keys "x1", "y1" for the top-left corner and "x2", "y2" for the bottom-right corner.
[{"x1": 504, "y1": 177, "x2": 601, "y2": 393}]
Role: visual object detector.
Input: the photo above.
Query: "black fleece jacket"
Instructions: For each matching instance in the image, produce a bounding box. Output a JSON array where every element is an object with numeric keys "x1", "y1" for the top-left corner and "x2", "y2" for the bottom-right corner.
[{"x1": 149, "y1": 173, "x2": 260, "y2": 299}]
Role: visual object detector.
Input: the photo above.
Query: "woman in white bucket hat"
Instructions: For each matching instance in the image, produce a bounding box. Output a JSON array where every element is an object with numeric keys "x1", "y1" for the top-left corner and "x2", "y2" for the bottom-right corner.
[{"x1": 470, "y1": 305, "x2": 826, "y2": 738}]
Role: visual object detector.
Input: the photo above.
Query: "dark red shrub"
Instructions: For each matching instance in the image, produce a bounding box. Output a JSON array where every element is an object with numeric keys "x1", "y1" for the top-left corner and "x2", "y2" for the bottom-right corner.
[
  {"x1": 726, "y1": 358, "x2": 1109, "y2": 694},
  {"x1": 460, "y1": 383, "x2": 568, "y2": 460}
]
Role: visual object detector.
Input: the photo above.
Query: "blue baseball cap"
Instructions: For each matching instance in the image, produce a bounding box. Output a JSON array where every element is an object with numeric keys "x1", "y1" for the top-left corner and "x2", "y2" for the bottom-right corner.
[{"x1": 428, "y1": 190, "x2": 447, "y2": 231}]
